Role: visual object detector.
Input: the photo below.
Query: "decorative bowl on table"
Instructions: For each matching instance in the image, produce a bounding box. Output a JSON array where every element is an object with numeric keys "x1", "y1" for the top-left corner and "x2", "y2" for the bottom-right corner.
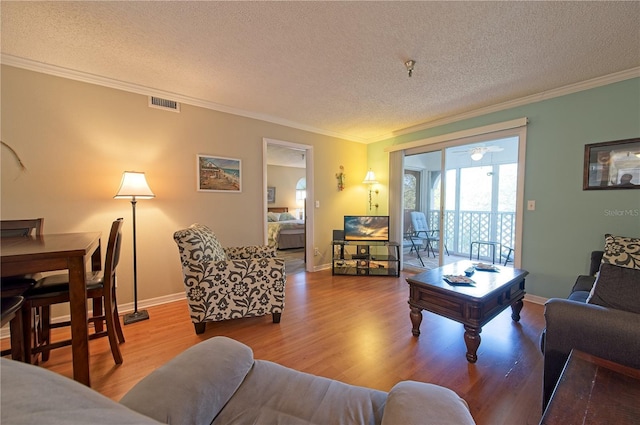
[
  {"x1": 443, "y1": 275, "x2": 476, "y2": 286},
  {"x1": 473, "y1": 263, "x2": 500, "y2": 272}
]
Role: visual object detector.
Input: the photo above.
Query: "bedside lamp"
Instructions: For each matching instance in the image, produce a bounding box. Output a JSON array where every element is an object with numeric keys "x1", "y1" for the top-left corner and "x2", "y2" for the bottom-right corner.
[{"x1": 114, "y1": 171, "x2": 155, "y2": 324}]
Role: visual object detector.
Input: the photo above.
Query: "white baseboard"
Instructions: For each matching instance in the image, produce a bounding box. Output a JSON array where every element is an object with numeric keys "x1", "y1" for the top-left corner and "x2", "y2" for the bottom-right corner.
[
  {"x1": 313, "y1": 263, "x2": 332, "y2": 272},
  {"x1": 0, "y1": 292, "x2": 186, "y2": 340},
  {"x1": 524, "y1": 293, "x2": 547, "y2": 305}
]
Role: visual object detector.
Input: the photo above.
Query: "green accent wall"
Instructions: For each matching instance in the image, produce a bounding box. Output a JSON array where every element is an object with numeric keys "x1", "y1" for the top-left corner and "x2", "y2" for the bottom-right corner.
[{"x1": 368, "y1": 78, "x2": 640, "y2": 299}]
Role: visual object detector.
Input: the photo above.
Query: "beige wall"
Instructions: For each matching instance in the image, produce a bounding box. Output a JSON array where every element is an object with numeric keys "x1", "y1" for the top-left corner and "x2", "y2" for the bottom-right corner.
[
  {"x1": 266, "y1": 164, "x2": 305, "y2": 214},
  {"x1": 1, "y1": 65, "x2": 369, "y2": 314}
]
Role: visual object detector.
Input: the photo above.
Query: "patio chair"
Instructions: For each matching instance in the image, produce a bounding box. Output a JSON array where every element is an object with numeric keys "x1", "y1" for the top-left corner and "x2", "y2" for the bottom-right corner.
[{"x1": 410, "y1": 212, "x2": 449, "y2": 258}]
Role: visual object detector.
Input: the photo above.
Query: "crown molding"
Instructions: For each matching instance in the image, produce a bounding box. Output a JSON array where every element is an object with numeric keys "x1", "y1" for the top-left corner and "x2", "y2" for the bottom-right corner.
[
  {"x1": 369, "y1": 67, "x2": 640, "y2": 143},
  {"x1": 0, "y1": 54, "x2": 367, "y2": 144},
  {"x1": 2, "y1": 54, "x2": 637, "y2": 145}
]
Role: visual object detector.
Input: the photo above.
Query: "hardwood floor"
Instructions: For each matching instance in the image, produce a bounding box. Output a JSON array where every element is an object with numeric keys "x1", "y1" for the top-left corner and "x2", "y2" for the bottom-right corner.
[{"x1": 2, "y1": 269, "x2": 545, "y2": 424}]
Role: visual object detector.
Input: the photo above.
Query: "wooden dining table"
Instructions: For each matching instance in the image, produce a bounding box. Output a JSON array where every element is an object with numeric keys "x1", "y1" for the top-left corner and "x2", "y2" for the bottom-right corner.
[{"x1": 1, "y1": 232, "x2": 101, "y2": 386}]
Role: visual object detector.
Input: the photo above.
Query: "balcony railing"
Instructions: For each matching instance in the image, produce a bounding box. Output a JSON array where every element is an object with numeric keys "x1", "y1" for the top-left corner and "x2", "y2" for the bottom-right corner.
[{"x1": 428, "y1": 210, "x2": 515, "y2": 259}]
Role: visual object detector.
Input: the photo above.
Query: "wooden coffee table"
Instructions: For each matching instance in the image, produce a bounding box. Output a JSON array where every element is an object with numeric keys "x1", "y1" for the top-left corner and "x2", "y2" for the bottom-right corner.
[
  {"x1": 407, "y1": 260, "x2": 528, "y2": 363},
  {"x1": 540, "y1": 350, "x2": 640, "y2": 424}
]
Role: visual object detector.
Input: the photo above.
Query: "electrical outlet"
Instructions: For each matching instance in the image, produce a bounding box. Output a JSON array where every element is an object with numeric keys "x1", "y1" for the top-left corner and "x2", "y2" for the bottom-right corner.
[{"x1": 314, "y1": 247, "x2": 320, "y2": 256}]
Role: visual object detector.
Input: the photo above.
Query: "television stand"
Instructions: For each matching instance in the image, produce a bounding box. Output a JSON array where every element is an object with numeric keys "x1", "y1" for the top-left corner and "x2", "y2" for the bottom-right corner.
[{"x1": 332, "y1": 240, "x2": 400, "y2": 277}]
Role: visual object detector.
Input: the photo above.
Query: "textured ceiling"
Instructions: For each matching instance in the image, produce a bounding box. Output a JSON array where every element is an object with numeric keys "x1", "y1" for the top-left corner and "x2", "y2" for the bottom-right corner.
[{"x1": 2, "y1": 1, "x2": 639, "y2": 143}]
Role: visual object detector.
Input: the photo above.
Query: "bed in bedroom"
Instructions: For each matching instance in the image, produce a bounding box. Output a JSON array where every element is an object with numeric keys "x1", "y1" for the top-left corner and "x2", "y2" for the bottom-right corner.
[{"x1": 267, "y1": 207, "x2": 305, "y2": 250}]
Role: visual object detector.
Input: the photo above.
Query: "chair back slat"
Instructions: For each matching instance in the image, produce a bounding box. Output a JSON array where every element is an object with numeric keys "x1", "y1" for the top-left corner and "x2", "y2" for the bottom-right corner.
[
  {"x1": 1, "y1": 218, "x2": 44, "y2": 238},
  {"x1": 103, "y1": 218, "x2": 124, "y2": 296}
]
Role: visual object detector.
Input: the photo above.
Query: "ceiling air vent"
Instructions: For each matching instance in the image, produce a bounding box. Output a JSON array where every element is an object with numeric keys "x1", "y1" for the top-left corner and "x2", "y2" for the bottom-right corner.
[{"x1": 148, "y1": 96, "x2": 180, "y2": 113}]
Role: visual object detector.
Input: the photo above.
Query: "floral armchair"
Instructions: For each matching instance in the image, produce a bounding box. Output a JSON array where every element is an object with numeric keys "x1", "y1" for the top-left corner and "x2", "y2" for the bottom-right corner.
[{"x1": 173, "y1": 224, "x2": 286, "y2": 334}]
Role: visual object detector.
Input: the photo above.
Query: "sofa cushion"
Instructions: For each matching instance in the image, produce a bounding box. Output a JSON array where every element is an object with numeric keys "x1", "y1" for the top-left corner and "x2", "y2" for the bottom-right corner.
[
  {"x1": 570, "y1": 275, "x2": 596, "y2": 294},
  {"x1": 587, "y1": 263, "x2": 640, "y2": 314},
  {"x1": 568, "y1": 290, "x2": 590, "y2": 303},
  {"x1": 212, "y1": 359, "x2": 387, "y2": 425},
  {"x1": 602, "y1": 234, "x2": 640, "y2": 270},
  {"x1": 120, "y1": 336, "x2": 254, "y2": 425},
  {"x1": 382, "y1": 381, "x2": 475, "y2": 425},
  {"x1": 0, "y1": 358, "x2": 158, "y2": 425}
]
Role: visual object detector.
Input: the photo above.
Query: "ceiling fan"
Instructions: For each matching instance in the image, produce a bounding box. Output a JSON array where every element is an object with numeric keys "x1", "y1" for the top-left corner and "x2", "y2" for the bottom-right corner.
[{"x1": 451, "y1": 145, "x2": 504, "y2": 161}]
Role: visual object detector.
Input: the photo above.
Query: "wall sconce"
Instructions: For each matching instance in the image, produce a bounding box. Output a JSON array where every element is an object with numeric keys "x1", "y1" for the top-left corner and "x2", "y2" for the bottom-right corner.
[
  {"x1": 362, "y1": 169, "x2": 379, "y2": 210},
  {"x1": 335, "y1": 165, "x2": 345, "y2": 191}
]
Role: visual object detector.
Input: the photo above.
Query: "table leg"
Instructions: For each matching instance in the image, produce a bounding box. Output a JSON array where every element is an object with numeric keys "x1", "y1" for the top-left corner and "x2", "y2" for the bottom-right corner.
[
  {"x1": 68, "y1": 256, "x2": 90, "y2": 386},
  {"x1": 511, "y1": 298, "x2": 524, "y2": 322},
  {"x1": 464, "y1": 325, "x2": 482, "y2": 363},
  {"x1": 410, "y1": 306, "x2": 423, "y2": 336}
]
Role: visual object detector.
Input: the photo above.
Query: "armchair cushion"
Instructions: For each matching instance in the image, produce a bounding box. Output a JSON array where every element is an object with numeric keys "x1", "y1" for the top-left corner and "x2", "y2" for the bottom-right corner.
[
  {"x1": 224, "y1": 245, "x2": 277, "y2": 259},
  {"x1": 173, "y1": 224, "x2": 286, "y2": 329},
  {"x1": 176, "y1": 223, "x2": 227, "y2": 262}
]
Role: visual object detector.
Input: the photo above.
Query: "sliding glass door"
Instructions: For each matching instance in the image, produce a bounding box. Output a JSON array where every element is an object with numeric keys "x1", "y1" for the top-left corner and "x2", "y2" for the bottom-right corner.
[
  {"x1": 444, "y1": 137, "x2": 519, "y2": 266},
  {"x1": 403, "y1": 151, "x2": 444, "y2": 268},
  {"x1": 402, "y1": 136, "x2": 521, "y2": 270}
]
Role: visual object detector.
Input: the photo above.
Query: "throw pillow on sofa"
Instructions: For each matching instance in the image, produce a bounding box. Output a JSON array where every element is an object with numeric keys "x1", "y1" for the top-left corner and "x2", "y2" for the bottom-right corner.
[
  {"x1": 586, "y1": 234, "x2": 640, "y2": 313},
  {"x1": 587, "y1": 263, "x2": 640, "y2": 314},
  {"x1": 601, "y1": 234, "x2": 640, "y2": 270}
]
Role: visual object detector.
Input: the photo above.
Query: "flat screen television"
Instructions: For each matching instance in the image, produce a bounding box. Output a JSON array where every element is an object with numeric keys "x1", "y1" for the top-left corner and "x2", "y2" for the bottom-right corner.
[{"x1": 344, "y1": 215, "x2": 389, "y2": 242}]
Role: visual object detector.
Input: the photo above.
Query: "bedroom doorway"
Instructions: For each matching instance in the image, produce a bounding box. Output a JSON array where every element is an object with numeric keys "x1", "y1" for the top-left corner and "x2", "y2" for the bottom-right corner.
[{"x1": 263, "y1": 138, "x2": 314, "y2": 273}]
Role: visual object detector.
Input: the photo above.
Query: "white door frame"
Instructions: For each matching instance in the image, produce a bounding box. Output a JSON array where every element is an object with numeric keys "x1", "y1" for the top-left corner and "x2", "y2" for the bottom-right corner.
[
  {"x1": 263, "y1": 138, "x2": 315, "y2": 272},
  {"x1": 387, "y1": 118, "x2": 528, "y2": 268}
]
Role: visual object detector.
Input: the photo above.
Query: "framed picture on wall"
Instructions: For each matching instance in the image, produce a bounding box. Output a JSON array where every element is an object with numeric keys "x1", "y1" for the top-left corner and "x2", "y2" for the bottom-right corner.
[
  {"x1": 197, "y1": 154, "x2": 242, "y2": 192},
  {"x1": 267, "y1": 186, "x2": 276, "y2": 203},
  {"x1": 583, "y1": 138, "x2": 640, "y2": 190}
]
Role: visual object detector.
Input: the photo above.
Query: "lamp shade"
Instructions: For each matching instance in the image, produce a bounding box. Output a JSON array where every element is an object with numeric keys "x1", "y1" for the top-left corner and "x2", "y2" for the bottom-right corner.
[
  {"x1": 114, "y1": 171, "x2": 155, "y2": 199},
  {"x1": 362, "y1": 170, "x2": 378, "y2": 185}
]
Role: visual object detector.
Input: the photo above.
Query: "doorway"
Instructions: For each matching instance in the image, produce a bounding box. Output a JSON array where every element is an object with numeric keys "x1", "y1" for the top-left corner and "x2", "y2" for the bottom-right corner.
[{"x1": 263, "y1": 138, "x2": 314, "y2": 273}]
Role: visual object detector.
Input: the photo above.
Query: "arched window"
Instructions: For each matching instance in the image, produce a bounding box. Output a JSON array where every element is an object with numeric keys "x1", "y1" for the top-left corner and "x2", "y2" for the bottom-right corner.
[{"x1": 296, "y1": 178, "x2": 306, "y2": 201}]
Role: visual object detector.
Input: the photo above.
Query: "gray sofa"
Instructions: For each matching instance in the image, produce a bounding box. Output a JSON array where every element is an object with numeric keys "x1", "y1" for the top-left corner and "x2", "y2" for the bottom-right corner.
[
  {"x1": 2, "y1": 336, "x2": 475, "y2": 424},
  {"x1": 542, "y1": 240, "x2": 640, "y2": 410}
]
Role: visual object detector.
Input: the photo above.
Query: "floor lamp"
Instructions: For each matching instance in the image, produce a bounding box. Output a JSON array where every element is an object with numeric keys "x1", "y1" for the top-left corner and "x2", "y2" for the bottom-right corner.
[{"x1": 114, "y1": 171, "x2": 155, "y2": 325}]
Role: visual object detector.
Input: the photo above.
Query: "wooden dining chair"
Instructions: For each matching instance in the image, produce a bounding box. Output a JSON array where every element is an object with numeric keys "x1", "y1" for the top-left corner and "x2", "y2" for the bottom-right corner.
[
  {"x1": 0, "y1": 217, "x2": 44, "y2": 238},
  {"x1": 1, "y1": 296, "x2": 25, "y2": 361},
  {"x1": 21, "y1": 218, "x2": 126, "y2": 365},
  {"x1": 1, "y1": 218, "x2": 45, "y2": 360}
]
